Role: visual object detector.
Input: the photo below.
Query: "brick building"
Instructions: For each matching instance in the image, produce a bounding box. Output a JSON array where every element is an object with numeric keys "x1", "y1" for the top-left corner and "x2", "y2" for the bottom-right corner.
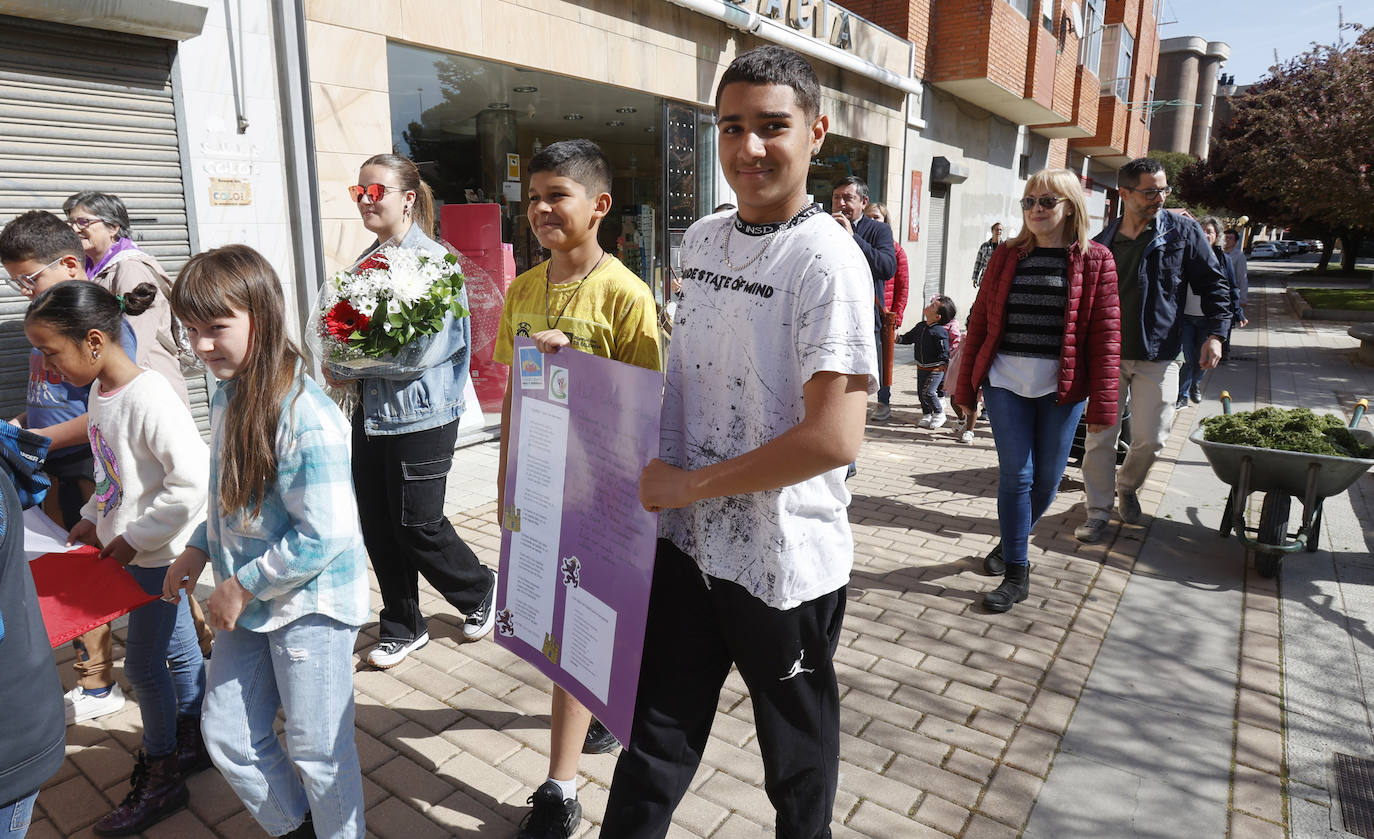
[{"x1": 840, "y1": 0, "x2": 1160, "y2": 314}]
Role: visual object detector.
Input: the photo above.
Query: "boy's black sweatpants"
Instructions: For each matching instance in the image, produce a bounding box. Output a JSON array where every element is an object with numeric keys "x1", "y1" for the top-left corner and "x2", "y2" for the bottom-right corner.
[{"x1": 603, "y1": 538, "x2": 846, "y2": 839}]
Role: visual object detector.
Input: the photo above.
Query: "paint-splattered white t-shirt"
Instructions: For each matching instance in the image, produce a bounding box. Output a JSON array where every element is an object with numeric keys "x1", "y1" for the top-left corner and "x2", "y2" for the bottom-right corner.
[{"x1": 659, "y1": 205, "x2": 879, "y2": 609}]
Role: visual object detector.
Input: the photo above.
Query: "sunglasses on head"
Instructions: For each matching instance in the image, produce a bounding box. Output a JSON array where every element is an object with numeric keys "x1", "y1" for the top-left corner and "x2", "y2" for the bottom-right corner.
[
  {"x1": 348, "y1": 184, "x2": 404, "y2": 203},
  {"x1": 1019, "y1": 196, "x2": 1064, "y2": 211}
]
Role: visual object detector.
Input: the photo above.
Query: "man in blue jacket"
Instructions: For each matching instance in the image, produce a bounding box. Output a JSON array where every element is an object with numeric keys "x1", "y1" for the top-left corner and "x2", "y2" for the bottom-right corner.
[
  {"x1": 1075, "y1": 158, "x2": 1231, "y2": 544},
  {"x1": 831, "y1": 176, "x2": 896, "y2": 418}
]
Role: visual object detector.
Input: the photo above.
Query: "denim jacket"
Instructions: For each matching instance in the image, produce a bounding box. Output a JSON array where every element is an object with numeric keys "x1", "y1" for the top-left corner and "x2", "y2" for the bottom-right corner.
[
  {"x1": 357, "y1": 224, "x2": 472, "y2": 436},
  {"x1": 1093, "y1": 209, "x2": 1231, "y2": 361}
]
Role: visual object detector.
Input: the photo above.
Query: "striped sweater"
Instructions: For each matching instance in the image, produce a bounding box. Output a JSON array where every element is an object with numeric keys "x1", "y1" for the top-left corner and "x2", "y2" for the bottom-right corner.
[{"x1": 998, "y1": 248, "x2": 1067, "y2": 359}]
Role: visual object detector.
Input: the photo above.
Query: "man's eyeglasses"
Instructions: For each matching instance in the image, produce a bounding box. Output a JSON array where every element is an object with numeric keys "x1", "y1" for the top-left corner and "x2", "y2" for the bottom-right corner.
[
  {"x1": 1019, "y1": 195, "x2": 1064, "y2": 210},
  {"x1": 4, "y1": 255, "x2": 64, "y2": 294},
  {"x1": 348, "y1": 184, "x2": 404, "y2": 203},
  {"x1": 67, "y1": 216, "x2": 105, "y2": 231},
  {"x1": 1123, "y1": 186, "x2": 1173, "y2": 198}
]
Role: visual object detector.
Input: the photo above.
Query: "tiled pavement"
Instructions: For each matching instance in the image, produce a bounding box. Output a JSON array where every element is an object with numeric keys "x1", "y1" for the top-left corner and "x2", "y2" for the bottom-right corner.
[{"x1": 28, "y1": 259, "x2": 1374, "y2": 838}]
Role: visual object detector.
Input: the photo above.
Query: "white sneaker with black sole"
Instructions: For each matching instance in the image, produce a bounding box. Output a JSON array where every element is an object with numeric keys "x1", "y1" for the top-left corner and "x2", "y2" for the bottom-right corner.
[
  {"x1": 65, "y1": 683, "x2": 125, "y2": 725},
  {"x1": 463, "y1": 577, "x2": 497, "y2": 640},
  {"x1": 367, "y1": 632, "x2": 429, "y2": 669}
]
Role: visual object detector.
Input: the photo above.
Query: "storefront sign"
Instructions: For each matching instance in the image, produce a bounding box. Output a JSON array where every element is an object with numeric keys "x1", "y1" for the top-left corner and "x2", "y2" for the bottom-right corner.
[
  {"x1": 209, "y1": 177, "x2": 252, "y2": 206},
  {"x1": 726, "y1": 0, "x2": 854, "y2": 50},
  {"x1": 908, "y1": 171, "x2": 921, "y2": 241}
]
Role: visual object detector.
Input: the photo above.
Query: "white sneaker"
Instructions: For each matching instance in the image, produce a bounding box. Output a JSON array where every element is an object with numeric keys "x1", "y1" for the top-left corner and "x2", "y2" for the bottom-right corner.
[
  {"x1": 918, "y1": 416, "x2": 934, "y2": 428},
  {"x1": 929, "y1": 413, "x2": 948, "y2": 429},
  {"x1": 462, "y1": 578, "x2": 497, "y2": 641},
  {"x1": 65, "y1": 683, "x2": 125, "y2": 725},
  {"x1": 367, "y1": 632, "x2": 429, "y2": 669},
  {"x1": 959, "y1": 430, "x2": 974, "y2": 444}
]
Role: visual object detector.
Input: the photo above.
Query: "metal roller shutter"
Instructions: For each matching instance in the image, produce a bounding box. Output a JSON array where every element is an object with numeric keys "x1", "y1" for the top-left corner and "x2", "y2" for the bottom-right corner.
[
  {"x1": 924, "y1": 183, "x2": 949, "y2": 301},
  {"x1": 0, "y1": 14, "x2": 208, "y2": 429}
]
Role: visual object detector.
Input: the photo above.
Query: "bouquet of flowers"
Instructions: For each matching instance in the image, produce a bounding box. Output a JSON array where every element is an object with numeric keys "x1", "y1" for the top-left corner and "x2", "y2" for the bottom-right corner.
[{"x1": 316, "y1": 244, "x2": 468, "y2": 376}]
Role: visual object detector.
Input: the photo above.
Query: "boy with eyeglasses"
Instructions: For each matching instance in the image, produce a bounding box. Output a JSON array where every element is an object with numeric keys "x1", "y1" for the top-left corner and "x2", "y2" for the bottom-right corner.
[{"x1": 1074, "y1": 157, "x2": 1231, "y2": 544}]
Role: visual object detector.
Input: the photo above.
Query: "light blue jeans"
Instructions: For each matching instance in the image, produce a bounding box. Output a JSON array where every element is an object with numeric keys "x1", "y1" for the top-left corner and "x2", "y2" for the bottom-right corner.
[
  {"x1": 983, "y1": 386, "x2": 1086, "y2": 567},
  {"x1": 125, "y1": 564, "x2": 206, "y2": 756},
  {"x1": 0, "y1": 791, "x2": 37, "y2": 838},
  {"x1": 201, "y1": 613, "x2": 364, "y2": 839}
]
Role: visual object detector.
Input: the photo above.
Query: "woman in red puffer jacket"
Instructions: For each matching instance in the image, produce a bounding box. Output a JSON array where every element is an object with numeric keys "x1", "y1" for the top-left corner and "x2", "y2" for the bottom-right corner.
[{"x1": 954, "y1": 168, "x2": 1120, "y2": 614}]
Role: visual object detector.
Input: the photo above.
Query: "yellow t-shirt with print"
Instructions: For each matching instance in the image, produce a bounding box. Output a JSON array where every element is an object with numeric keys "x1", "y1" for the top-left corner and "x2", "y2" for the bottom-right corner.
[{"x1": 495, "y1": 255, "x2": 662, "y2": 372}]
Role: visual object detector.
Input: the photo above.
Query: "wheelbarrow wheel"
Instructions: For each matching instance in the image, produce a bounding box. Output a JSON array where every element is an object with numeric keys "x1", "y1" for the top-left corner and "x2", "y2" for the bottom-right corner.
[
  {"x1": 1305, "y1": 500, "x2": 1324, "y2": 553},
  {"x1": 1256, "y1": 552, "x2": 1282, "y2": 579},
  {"x1": 1255, "y1": 493, "x2": 1291, "y2": 579},
  {"x1": 1219, "y1": 486, "x2": 1237, "y2": 538},
  {"x1": 1258, "y1": 492, "x2": 1290, "y2": 546}
]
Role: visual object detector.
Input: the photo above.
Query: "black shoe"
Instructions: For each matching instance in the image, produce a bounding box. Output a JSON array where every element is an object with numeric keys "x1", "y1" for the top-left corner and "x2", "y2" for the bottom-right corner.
[
  {"x1": 983, "y1": 564, "x2": 1030, "y2": 613},
  {"x1": 982, "y1": 542, "x2": 1005, "y2": 576},
  {"x1": 1175, "y1": 397, "x2": 1189, "y2": 410},
  {"x1": 582, "y1": 717, "x2": 620, "y2": 755},
  {"x1": 175, "y1": 714, "x2": 212, "y2": 776},
  {"x1": 1190, "y1": 388, "x2": 1202, "y2": 404},
  {"x1": 92, "y1": 751, "x2": 188, "y2": 836},
  {"x1": 516, "y1": 781, "x2": 581, "y2": 839},
  {"x1": 282, "y1": 812, "x2": 316, "y2": 839}
]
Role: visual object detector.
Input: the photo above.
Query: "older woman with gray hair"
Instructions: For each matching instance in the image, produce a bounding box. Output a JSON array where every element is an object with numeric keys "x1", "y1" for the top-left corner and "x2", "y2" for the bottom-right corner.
[{"x1": 62, "y1": 191, "x2": 191, "y2": 406}]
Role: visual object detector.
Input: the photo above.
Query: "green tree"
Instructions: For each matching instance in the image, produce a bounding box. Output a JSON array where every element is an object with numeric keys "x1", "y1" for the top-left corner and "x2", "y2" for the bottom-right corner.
[{"x1": 1176, "y1": 25, "x2": 1374, "y2": 274}]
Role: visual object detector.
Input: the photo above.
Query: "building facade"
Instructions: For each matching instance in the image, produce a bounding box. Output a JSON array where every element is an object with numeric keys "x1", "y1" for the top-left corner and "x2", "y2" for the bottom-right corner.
[
  {"x1": 841, "y1": 0, "x2": 1159, "y2": 318},
  {"x1": 1150, "y1": 36, "x2": 1230, "y2": 160},
  {"x1": 0, "y1": 0, "x2": 302, "y2": 426},
  {"x1": 303, "y1": 0, "x2": 917, "y2": 298}
]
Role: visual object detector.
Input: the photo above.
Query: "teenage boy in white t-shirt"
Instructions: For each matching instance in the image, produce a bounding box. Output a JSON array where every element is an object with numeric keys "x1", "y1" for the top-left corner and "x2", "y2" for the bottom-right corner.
[{"x1": 602, "y1": 45, "x2": 877, "y2": 838}]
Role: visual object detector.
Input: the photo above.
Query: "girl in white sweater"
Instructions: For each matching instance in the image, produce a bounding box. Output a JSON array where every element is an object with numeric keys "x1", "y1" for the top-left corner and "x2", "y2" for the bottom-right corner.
[{"x1": 24, "y1": 280, "x2": 208, "y2": 837}]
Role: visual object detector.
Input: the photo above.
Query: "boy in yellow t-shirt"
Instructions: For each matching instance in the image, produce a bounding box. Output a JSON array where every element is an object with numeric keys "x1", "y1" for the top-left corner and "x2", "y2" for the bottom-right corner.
[{"x1": 494, "y1": 138, "x2": 660, "y2": 839}]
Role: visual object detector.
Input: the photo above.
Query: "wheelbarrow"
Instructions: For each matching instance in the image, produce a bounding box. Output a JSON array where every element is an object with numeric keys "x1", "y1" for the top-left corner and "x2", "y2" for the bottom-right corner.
[{"x1": 1189, "y1": 394, "x2": 1374, "y2": 578}]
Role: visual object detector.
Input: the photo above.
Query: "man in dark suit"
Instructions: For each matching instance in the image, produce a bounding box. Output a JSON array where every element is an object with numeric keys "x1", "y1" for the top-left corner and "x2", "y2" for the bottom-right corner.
[{"x1": 831, "y1": 176, "x2": 896, "y2": 417}]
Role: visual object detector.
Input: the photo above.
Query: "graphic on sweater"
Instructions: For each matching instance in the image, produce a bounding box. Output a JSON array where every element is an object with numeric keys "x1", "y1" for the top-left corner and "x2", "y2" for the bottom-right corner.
[{"x1": 89, "y1": 425, "x2": 124, "y2": 516}]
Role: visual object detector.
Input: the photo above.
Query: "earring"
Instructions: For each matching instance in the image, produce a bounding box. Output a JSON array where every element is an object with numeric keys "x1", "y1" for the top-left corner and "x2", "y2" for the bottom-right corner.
[{"x1": 91, "y1": 349, "x2": 100, "y2": 360}]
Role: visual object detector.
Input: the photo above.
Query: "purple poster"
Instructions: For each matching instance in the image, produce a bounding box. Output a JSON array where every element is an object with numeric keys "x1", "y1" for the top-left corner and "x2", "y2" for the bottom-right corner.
[{"x1": 496, "y1": 337, "x2": 661, "y2": 745}]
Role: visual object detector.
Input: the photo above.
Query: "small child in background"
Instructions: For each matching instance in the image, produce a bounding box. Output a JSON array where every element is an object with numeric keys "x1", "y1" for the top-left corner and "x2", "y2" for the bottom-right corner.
[
  {"x1": 914, "y1": 296, "x2": 956, "y2": 428},
  {"x1": 24, "y1": 281, "x2": 209, "y2": 836},
  {"x1": 163, "y1": 246, "x2": 369, "y2": 839}
]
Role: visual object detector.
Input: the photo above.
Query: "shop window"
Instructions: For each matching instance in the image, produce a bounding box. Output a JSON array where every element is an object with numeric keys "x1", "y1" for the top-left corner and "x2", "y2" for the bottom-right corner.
[
  {"x1": 808, "y1": 134, "x2": 886, "y2": 212},
  {"x1": 386, "y1": 41, "x2": 667, "y2": 281}
]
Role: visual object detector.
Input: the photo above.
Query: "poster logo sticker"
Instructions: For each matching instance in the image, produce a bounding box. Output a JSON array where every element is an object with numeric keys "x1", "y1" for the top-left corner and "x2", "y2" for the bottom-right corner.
[
  {"x1": 519, "y1": 346, "x2": 544, "y2": 389},
  {"x1": 548, "y1": 365, "x2": 570, "y2": 404}
]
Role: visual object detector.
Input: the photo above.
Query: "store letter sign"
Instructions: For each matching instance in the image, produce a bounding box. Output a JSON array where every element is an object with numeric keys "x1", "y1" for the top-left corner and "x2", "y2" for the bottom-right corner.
[
  {"x1": 908, "y1": 171, "x2": 921, "y2": 242},
  {"x1": 725, "y1": 0, "x2": 854, "y2": 49}
]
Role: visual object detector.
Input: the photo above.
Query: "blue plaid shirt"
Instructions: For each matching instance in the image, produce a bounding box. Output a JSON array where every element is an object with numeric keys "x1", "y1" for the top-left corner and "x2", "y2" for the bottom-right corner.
[{"x1": 189, "y1": 376, "x2": 368, "y2": 632}]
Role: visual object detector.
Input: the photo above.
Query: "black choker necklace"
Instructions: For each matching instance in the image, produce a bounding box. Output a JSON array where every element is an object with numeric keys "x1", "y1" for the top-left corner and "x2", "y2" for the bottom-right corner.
[{"x1": 545, "y1": 252, "x2": 606, "y2": 332}]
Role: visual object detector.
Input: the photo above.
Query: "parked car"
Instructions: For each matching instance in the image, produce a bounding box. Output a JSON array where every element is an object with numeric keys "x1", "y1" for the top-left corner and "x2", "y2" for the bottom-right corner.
[{"x1": 1251, "y1": 241, "x2": 1280, "y2": 258}]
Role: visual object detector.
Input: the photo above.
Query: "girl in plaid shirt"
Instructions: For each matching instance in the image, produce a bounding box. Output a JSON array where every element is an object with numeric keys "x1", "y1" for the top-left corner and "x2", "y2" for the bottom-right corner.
[{"x1": 162, "y1": 246, "x2": 368, "y2": 839}]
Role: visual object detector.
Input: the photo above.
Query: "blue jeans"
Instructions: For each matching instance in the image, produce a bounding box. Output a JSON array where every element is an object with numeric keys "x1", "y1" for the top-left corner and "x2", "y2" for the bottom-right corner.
[
  {"x1": 202, "y1": 614, "x2": 364, "y2": 839},
  {"x1": 917, "y1": 368, "x2": 945, "y2": 415},
  {"x1": 983, "y1": 386, "x2": 1086, "y2": 567},
  {"x1": 0, "y1": 791, "x2": 37, "y2": 838},
  {"x1": 125, "y1": 564, "x2": 206, "y2": 756},
  {"x1": 1178, "y1": 314, "x2": 1207, "y2": 401}
]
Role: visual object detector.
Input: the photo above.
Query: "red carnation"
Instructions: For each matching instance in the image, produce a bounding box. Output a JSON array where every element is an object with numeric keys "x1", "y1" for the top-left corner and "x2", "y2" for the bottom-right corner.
[
  {"x1": 325, "y1": 300, "x2": 369, "y2": 342},
  {"x1": 356, "y1": 253, "x2": 388, "y2": 273}
]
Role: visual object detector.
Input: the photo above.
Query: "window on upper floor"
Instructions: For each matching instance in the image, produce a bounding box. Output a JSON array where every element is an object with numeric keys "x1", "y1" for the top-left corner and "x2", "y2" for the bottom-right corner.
[
  {"x1": 1144, "y1": 74, "x2": 1156, "y2": 129},
  {"x1": 1098, "y1": 23, "x2": 1134, "y2": 101},
  {"x1": 1007, "y1": 0, "x2": 1031, "y2": 17},
  {"x1": 1079, "y1": 0, "x2": 1105, "y2": 70},
  {"x1": 1042, "y1": 0, "x2": 1055, "y2": 32}
]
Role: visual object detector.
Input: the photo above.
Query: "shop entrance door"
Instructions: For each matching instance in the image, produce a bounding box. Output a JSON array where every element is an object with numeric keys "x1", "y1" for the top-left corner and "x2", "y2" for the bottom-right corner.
[{"x1": 924, "y1": 183, "x2": 950, "y2": 300}]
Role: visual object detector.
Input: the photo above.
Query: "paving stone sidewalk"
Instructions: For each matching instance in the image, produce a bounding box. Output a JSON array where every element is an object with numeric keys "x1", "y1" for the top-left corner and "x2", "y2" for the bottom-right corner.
[{"x1": 30, "y1": 263, "x2": 1371, "y2": 837}]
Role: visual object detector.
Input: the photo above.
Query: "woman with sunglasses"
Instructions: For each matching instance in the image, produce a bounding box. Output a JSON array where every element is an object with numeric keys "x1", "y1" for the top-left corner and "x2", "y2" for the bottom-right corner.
[
  {"x1": 335, "y1": 154, "x2": 496, "y2": 670},
  {"x1": 61, "y1": 191, "x2": 192, "y2": 408},
  {"x1": 953, "y1": 169, "x2": 1120, "y2": 613}
]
